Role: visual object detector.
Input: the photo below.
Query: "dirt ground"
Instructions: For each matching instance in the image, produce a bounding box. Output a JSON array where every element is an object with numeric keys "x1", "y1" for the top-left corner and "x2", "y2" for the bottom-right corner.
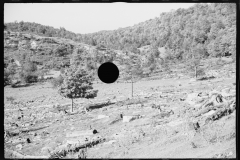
[{"x1": 4, "y1": 71, "x2": 236, "y2": 158}]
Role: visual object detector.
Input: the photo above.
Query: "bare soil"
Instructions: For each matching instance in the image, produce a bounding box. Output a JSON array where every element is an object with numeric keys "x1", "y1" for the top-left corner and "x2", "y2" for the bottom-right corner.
[{"x1": 4, "y1": 69, "x2": 236, "y2": 158}]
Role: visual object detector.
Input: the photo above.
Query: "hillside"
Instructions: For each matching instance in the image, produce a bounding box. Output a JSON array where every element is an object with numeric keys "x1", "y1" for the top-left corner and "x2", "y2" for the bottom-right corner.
[
  {"x1": 4, "y1": 31, "x2": 127, "y2": 81},
  {"x1": 83, "y1": 3, "x2": 236, "y2": 58},
  {"x1": 4, "y1": 3, "x2": 236, "y2": 159},
  {"x1": 5, "y1": 3, "x2": 236, "y2": 61},
  {"x1": 4, "y1": 63, "x2": 236, "y2": 158}
]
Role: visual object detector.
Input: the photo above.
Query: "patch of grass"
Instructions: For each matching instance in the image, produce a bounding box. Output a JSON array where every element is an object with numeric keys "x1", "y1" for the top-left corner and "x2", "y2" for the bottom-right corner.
[
  {"x1": 200, "y1": 122, "x2": 225, "y2": 145},
  {"x1": 6, "y1": 96, "x2": 15, "y2": 103},
  {"x1": 116, "y1": 97, "x2": 148, "y2": 106}
]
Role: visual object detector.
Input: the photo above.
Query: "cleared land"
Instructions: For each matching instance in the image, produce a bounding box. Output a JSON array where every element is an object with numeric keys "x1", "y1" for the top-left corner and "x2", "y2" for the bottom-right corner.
[{"x1": 4, "y1": 62, "x2": 236, "y2": 158}]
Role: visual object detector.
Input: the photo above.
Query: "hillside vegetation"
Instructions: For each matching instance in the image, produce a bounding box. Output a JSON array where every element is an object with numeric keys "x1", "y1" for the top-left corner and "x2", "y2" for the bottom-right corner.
[
  {"x1": 4, "y1": 3, "x2": 236, "y2": 159},
  {"x1": 5, "y1": 3, "x2": 236, "y2": 58},
  {"x1": 4, "y1": 3, "x2": 236, "y2": 85}
]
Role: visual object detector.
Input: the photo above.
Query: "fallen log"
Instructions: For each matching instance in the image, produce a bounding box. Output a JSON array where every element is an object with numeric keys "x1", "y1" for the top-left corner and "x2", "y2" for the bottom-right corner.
[
  {"x1": 6, "y1": 125, "x2": 50, "y2": 137},
  {"x1": 50, "y1": 137, "x2": 106, "y2": 158},
  {"x1": 194, "y1": 105, "x2": 220, "y2": 118},
  {"x1": 84, "y1": 100, "x2": 113, "y2": 111},
  {"x1": 5, "y1": 149, "x2": 48, "y2": 159},
  {"x1": 194, "y1": 93, "x2": 229, "y2": 117},
  {"x1": 204, "y1": 107, "x2": 235, "y2": 125}
]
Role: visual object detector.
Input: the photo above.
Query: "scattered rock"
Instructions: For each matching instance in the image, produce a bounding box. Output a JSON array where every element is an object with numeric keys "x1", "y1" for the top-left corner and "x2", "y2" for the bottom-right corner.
[
  {"x1": 203, "y1": 110, "x2": 216, "y2": 117},
  {"x1": 185, "y1": 93, "x2": 200, "y2": 105},
  {"x1": 41, "y1": 131, "x2": 49, "y2": 137},
  {"x1": 16, "y1": 144, "x2": 23, "y2": 150},
  {"x1": 112, "y1": 133, "x2": 125, "y2": 139},
  {"x1": 26, "y1": 138, "x2": 31, "y2": 143},
  {"x1": 104, "y1": 140, "x2": 116, "y2": 145},
  {"x1": 34, "y1": 135, "x2": 42, "y2": 141},
  {"x1": 120, "y1": 113, "x2": 123, "y2": 118},
  {"x1": 93, "y1": 129, "x2": 98, "y2": 134},
  {"x1": 41, "y1": 146, "x2": 52, "y2": 155},
  {"x1": 66, "y1": 139, "x2": 82, "y2": 145},
  {"x1": 11, "y1": 138, "x2": 25, "y2": 144},
  {"x1": 24, "y1": 123, "x2": 30, "y2": 127},
  {"x1": 193, "y1": 122, "x2": 200, "y2": 131},
  {"x1": 227, "y1": 151, "x2": 233, "y2": 157},
  {"x1": 197, "y1": 92, "x2": 209, "y2": 98},
  {"x1": 209, "y1": 90, "x2": 220, "y2": 97},
  {"x1": 97, "y1": 115, "x2": 109, "y2": 119},
  {"x1": 190, "y1": 142, "x2": 197, "y2": 148},
  {"x1": 189, "y1": 78, "x2": 196, "y2": 82},
  {"x1": 221, "y1": 88, "x2": 230, "y2": 94},
  {"x1": 180, "y1": 98, "x2": 185, "y2": 101},
  {"x1": 54, "y1": 144, "x2": 68, "y2": 152},
  {"x1": 66, "y1": 130, "x2": 93, "y2": 138},
  {"x1": 47, "y1": 142, "x2": 58, "y2": 151},
  {"x1": 122, "y1": 116, "x2": 137, "y2": 123},
  {"x1": 221, "y1": 57, "x2": 233, "y2": 63}
]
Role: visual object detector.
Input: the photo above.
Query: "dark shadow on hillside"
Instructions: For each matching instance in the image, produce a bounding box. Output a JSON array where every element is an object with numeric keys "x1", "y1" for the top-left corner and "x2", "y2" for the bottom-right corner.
[
  {"x1": 11, "y1": 83, "x2": 34, "y2": 88},
  {"x1": 197, "y1": 76, "x2": 215, "y2": 81},
  {"x1": 87, "y1": 102, "x2": 115, "y2": 110},
  {"x1": 115, "y1": 97, "x2": 149, "y2": 106}
]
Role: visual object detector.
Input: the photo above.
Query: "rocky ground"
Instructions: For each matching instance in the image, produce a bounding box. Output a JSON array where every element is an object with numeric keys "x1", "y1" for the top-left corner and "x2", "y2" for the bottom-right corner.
[{"x1": 4, "y1": 63, "x2": 236, "y2": 158}]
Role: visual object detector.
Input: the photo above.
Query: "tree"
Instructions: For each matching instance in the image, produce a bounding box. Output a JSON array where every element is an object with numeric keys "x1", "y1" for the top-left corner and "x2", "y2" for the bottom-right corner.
[
  {"x1": 19, "y1": 60, "x2": 38, "y2": 83},
  {"x1": 70, "y1": 47, "x2": 86, "y2": 67},
  {"x1": 188, "y1": 47, "x2": 205, "y2": 79},
  {"x1": 51, "y1": 74, "x2": 64, "y2": 88},
  {"x1": 123, "y1": 54, "x2": 143, "y2": 98},
  {"x1": 58, "y1": 66, "x2": 98, "y2": 112},
  {"x1": 53, "y1": 45, "x2": 68, "y2": 57}
]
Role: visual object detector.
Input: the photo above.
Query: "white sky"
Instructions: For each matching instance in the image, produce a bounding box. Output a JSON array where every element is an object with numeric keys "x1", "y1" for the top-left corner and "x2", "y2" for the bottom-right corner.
[{"x1": 4, "y1": 3, "x2": 195, "y2": 34}]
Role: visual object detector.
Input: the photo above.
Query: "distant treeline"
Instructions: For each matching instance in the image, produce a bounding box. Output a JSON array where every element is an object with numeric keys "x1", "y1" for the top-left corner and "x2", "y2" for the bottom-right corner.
[{"x1": 5, "y1": 3, "x2": 236, "y2": 59}]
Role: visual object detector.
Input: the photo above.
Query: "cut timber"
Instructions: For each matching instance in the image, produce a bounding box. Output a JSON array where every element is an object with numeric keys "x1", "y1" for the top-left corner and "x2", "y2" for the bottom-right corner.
[
  {"x1": 51, "y1": 137, "x2": 105, "y2": 158},
  {"x1": 6, "y1": 125, "x2": 50, "y2": 137},
  {"x1": 5, "y1": 149, "x2": 48, "y2": 159},
  {"x1": 206, "y1": 107, "x2": 235, "y2": 122},
  {"x1": 83, "y1": 100, "x2": 112, "y2": 111},
  {"x1": 194, "y1": 93, "x2": 229, "y2": 117}
]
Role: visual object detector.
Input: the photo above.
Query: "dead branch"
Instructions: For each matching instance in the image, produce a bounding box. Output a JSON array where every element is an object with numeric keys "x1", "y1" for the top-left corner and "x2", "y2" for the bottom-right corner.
[{"x1": 50, "y1": 137, "x2": 106, "y2": 158}]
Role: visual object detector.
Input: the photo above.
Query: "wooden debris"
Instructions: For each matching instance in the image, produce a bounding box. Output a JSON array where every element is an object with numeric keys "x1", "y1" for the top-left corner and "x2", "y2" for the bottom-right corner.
[
  {"x1": 83, "y1": 100, "x2": 112, "y2": 112},
  {"x1": 6, "y1": 125, "x2": 50, "y2": 137},
  {"x1": 50, "y1": 137, "x2": 105, "y2": 158},
  {"x1": 194, "y1": 93, "x2": 230, "y2": 118},
  {"x1": 204, "y1": 107, "x2": 235, "y2": 125},
  {"x1": 5, "y1": 149, "x2": 48, "y2": 159}
]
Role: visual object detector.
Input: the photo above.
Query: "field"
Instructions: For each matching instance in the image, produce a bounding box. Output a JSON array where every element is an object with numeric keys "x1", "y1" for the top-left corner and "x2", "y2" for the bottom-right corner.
[{"x1": 4, "y1": 62, "x2": 236, "y2": 158}]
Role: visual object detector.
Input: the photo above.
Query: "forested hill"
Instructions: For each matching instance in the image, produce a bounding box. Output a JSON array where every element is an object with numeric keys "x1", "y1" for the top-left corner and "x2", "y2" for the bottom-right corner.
[
  {"x1": 84, "y1": 3, "x2": 236, "y2": 59},
  {"x1": 5, "y1": 3, "x2": 236, "y2": 60}
]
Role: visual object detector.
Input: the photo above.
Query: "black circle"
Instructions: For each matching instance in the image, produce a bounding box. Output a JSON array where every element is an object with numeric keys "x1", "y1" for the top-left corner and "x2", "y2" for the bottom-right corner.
[{"x1": 98, "y1": 62, "x2": 119, "y2": 84}]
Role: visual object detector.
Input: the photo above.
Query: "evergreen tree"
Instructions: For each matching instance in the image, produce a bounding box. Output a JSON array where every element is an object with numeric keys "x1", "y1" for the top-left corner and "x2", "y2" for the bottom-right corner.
[
  {"x1": 58, "y1": 66, "x2": 98, "y2": 112},
  {"x1": 123, "y1": 54, "x2": 143, "y2": 98}
]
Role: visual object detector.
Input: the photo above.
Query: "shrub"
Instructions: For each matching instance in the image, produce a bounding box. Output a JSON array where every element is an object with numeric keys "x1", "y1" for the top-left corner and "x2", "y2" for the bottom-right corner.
[
  {"x1": 60, "y1": 68, "x2": 65, "y2": 74},
  {"x1": 18, "y1": 60, "x2": 39, "y2": 83},
  {"x1": 4, "y1": 62, "x2": 18, "y2": 86},
  {"x1": 19, "y1": 71, "x2": 38, "y2": 83},
  {"x1": 6, "y1": 96, "x2": 15, "y2": 103},
  {"x1": 58, "y1": 66, "x2": 98, "y2": 112},
  {"x1": 51, "y1": 75, "x2": 64, "y2": 88},
  {"x1": 4, "y1": 69, "x2": 11, "y2": 86}
]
